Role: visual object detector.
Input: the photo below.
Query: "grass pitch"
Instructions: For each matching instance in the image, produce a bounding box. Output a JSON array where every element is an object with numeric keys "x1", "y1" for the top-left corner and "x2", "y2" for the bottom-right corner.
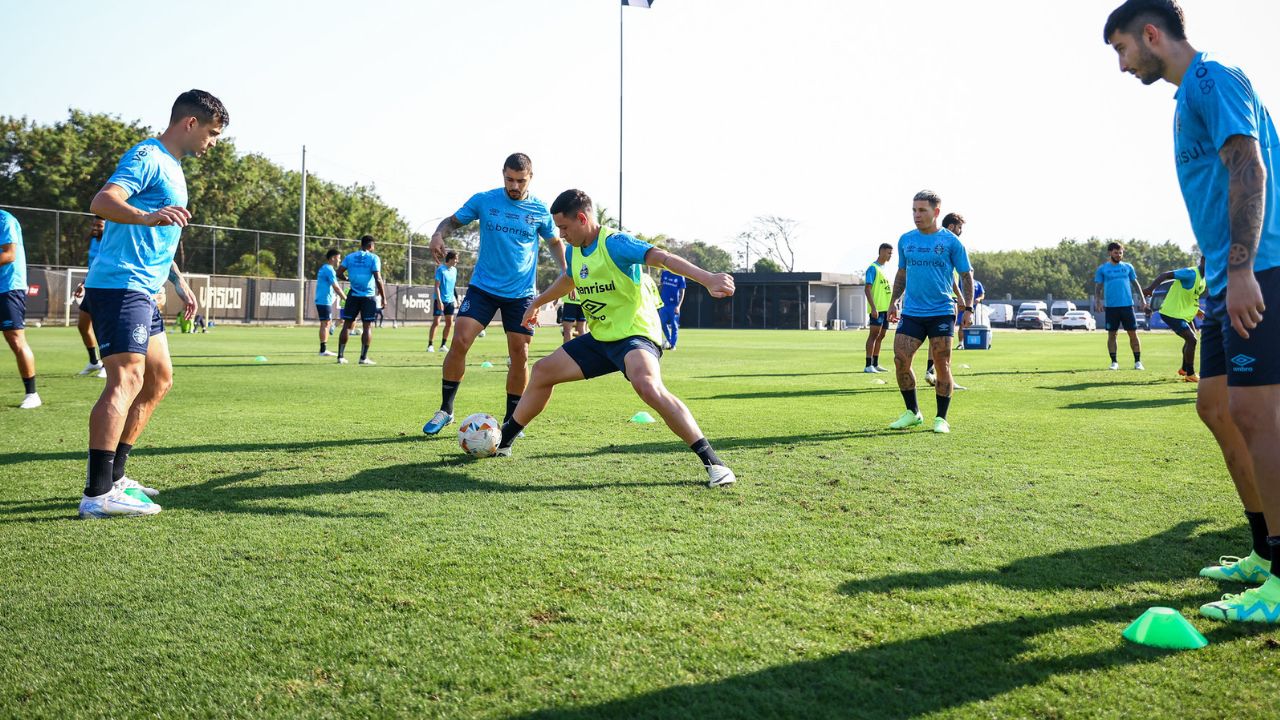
[{"x1": 1, "y1": 325, "x2": 1276, "y2": 719}]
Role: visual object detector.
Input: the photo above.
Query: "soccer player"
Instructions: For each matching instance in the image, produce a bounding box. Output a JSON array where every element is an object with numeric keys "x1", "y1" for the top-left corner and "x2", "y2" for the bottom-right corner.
[
  {"x1": 428, "y1": 251, "x2": 459, "y2": 352},
  {"x1": 1106, "y1": 0, "x2": 1280, "y2": 623},
  {"x1": 494, "y1": 189, "x2": 737, "y2": 488},
  {"x1": 926, "y1": 212, "x2": 968, "y2": 386},
  {"x1": 886, "y1": 190, "x2": 974, "y2": 434},
  {"x1": 1144, "y1": 253, "x2": 1206, "y2": 380},
  {"x1": 73, "y1": 216, "x2": 107, "y2": 377},
  {"x1": 80, "y1": 89, "x2": 218, "y2": 519},
  {"x1": 863, "y1": 243, "x2": 893, "y2": 373},
  {"x1": 0, "y1": 210, "x2": 40, "y2": 409},
  {"x1": 336, "y1": 235, "x2": 386, "y2": 365},
  {"x1": 1093, "y1": 242, "x2": 1149, "y2": 370},
  {"x1": 559, "y1": 288, "x2": 585, "y2": 344},
  {"x1": 657, "y1": 268, "x2": 686, "y2": 350},
  {"x1": 422, "y1": 153, "x2": 566, "y2": 435},
  {"x1": 316, "y1": 249, "x2": 347, "y2": 357}
]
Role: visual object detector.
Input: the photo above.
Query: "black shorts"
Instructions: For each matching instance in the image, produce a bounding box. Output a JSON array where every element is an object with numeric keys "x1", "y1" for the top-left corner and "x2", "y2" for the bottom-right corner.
[
  {"x1": 1159, "y1": 312, "x2": 1193, "y2": 333},
  {"x1": 83, "y1": 288, "x2": 164, "y2": 357},
  {"x1": 316, "y1": 303, "x2": 333, "y2": 321},
  {"x1": 459, "y1": 286, "x2": 534, "y2": 336},
  {"x1": 896, "y1": 314, "x2": 955, "y2": 342},
  {"x1": 1105, "y1": 306, "x2": 1137, "y2": 332},
  {"x1": 343, "y1": 295, "x2": 378, "y2": 322},
  {"x1": 563, "y1": 333, "x2": 662, "y2": 380},
  {"x1": 561, "y1": 303, "x2": 585, "y2": 323},
  {"x1": 0, "y1": 289, "x2": 26, "y2": 331},
  {"x1": 433, "y1": 301, "x2": 457, "y2": 318},
  {"x1": 1201, "y1": 267, "x2": 1280, "y2": 387},
  {"x1": 868, "y1": 312, "x2": 888, "y2": 328}
]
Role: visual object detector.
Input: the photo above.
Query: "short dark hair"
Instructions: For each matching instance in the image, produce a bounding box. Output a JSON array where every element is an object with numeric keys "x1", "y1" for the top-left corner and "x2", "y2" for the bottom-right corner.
[
  {"x1": 879, "y1": 243, "x2": 893, "y2": 251},
  {"x1": 942, "y1": 212, "x2": 966, "y2": 228},
  {"x1": 170, "y1": 89, "x2": 229, "y2": 127},
  {"x1": 504, "y1": 153, "x2": 532, "y2": 173},
  {"x1": 326, "y1": 249, "x2": 340, "y2": 260},
  {"x1": 1108, "y1": 241, "x2": 1124, "y2": 252},
  {"x1": 1104, "y1": 0, "x2": 1186, "y2": 43},
  {"x1": 913, "y1": 190, "x2": 942, "y2": 207},
  {"x1": 445, "y1": 251, "x2": 458, "y2": 262},
  {"x1": 550, "y1": 189, "x2": 593, "y2": 217},
  {"x1": 360, "y1": 234, "x2": 376, "y2": 250}
]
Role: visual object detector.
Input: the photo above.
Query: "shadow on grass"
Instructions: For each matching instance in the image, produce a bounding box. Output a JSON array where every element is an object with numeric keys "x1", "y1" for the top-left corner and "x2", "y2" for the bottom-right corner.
[
  {"x1": 511, "y1": 520, "x2": 1258, "y2": 720},
  {"x1": 0, "y1": 434, "x2": 425, "y2": 465},
  {"x1": 1041, "y1": 379, "x2": 1172, "y2": 392},
  {"x1": 693, "y1": 387, "x2": 891, "y2": 401},
  {"x1": 522, "y1": 429, "x2": 909, "y2": 463},
  {"x1": 694, "y1": 371, "x2": 861, "y2": 380},
  {"x1": 1060, "y1": 397, "x2": 1196, "y2": 411}
]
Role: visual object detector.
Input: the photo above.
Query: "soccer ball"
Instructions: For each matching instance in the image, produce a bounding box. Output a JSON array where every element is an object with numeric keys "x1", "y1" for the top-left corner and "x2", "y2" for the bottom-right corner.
[{"x1": 458, "y1": 413, "x2": 501, "y2": 457}]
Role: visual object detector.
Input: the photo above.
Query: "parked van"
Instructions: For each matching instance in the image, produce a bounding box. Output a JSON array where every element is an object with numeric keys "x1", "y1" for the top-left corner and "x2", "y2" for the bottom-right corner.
[
  {"x1": 1017, "y1": 301, "x2": 1048, "y2": 316},
  {"x1": 1049, "y1": 300, "x2": 1077, "y2": 327},
  {"x1": 988, "y1": 304, "x2": 1016, "y2": 327}
]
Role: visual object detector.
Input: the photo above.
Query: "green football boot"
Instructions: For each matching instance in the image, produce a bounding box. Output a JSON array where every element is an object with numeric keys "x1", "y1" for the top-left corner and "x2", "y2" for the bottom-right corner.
[
  {"x1": 1200, "y1": 551, "x2": 1272, "y2": 584},
  {"x1": 888, "y1": 410, "x2": 924, "y2": 430},
  {"x1": 932, "y1": 417, "x2": 951, "y2": 434},
  {"x1": 1200, "y1": 576, "x2": 1280, "y2": 623}
]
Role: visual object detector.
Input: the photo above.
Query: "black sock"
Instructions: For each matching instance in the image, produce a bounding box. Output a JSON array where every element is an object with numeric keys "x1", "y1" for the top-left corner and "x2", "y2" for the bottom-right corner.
[
  {"x1": 505, "y1": 393, "x2": 521, "y2": 424},
  {"x1": 22, "y1": 376, "x2": 35, "y2": 394},
  {"x1": 112, "y1": 442, "x2": 133, "y2": 482},
  {"x1": 499, "y1": 418, "x2": 525, "y2": 448},
  {"x1": 1268, "y1": 536, "x2": 1280, "y2": 567},
  {"x1": 1134, "y1": 351, "x2": 1141, "y2": 362},
  {"x1": 85, "y1": 449, "x2": 116, "y2": 497},
  {"x1": 872, "y1": 355, "x2": 879, "y2": 367},
  {"x1": 926, "y1": 358, "x2": 935, "y2": 373},
  {"x1": 1247, "y1": 511, "x2": 1272, "y2": 560},
  {"x1": 360, "y1": 343, "x2": 369, "y2": 361},
  {"x1": 865, "y1": 356, "x2": 873, "y2": 368},
  {"x1": 1109, "y1": 352, "x2": 1117, "y2": 363},
  {"x1": 901, "y1": 389, "x2": 918, "y2": 414},
  {"x1": 690, "y1": 438, "x2": 724, "y2": 467},
  {"x1": 441, "y1": 380, "x2": 460, "y2": 415},
  {"x1": 338, "y1": 340, "x2": 347, "y2": 358},
  {"x1": 320, "y1": 341, "x2": 327, "y2": 353},
  {"x1": 87, "y1": 347, "x2": 98, "y2": 365},
  {"x1": 936, "y1": 394, "x2": 952, "y2": 420}
]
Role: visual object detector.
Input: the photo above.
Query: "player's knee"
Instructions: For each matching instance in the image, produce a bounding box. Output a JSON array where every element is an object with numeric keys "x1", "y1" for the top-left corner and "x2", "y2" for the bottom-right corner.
[
  {"x1": 632, "y1": 379, "x2": 666, "y2": 407},
  {"x1": 1196, "y1": 394, "x2": 1226, "y2": 429},
  {"x1": 1227, "y1": 395, "x2": 1276, "y2": 439},
  {"x1": 509, "y1": 343, "x2": 530, "y2": 362}
]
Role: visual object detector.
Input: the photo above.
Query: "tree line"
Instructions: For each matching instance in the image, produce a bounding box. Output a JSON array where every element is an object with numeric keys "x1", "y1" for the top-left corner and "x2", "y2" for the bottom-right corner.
[{"x1": 968, "y1": 237, "x2": 1196, "y2": 301}]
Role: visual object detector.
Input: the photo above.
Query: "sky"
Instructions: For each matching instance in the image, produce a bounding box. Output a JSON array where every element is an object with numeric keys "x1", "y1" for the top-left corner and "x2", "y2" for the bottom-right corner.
[{"x1": 1, "y1": 0, "x2": 1277, "y2": 274}]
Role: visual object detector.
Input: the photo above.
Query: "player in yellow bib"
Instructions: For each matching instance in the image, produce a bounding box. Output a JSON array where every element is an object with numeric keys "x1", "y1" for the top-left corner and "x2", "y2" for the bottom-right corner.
[
  {"x1": 1144, "y1": 254, "x2": 1207, "y2": 381},
  {"x1": 863, "y1": 243, "x2": 893, "y2": 373},
  {"x1": 493, "y1": 189, "x2": 738, "y2": 488}
]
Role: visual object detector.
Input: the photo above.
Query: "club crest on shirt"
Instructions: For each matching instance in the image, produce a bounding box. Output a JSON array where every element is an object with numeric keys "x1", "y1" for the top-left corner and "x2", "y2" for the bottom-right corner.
[{"x1": 579, "y1": 264, "x2": 590, "y2": 279}]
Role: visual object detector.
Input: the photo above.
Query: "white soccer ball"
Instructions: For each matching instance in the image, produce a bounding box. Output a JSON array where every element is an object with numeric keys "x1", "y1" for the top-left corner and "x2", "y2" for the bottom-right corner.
[{"x1": 458, "y1": 413, "x2": 501, "y2": 457}]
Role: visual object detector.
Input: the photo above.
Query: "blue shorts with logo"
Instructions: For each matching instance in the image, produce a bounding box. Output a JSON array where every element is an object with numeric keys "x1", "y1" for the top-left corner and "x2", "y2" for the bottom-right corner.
[
  {"x1": 1105, "y1": 306, "x2": 1137, "y2": 332},
  {"x1": 563, "y1": 333, "x2": 662, "y2": 381},
  {"x1": 343, "y1": 295, "x2": 377, "y2": 322},
  {"x1": 316, "y1": 303, "x2": 333, "y2": 321},
  {"x1": 83, "y1": 288, "x2": 164, "y2": 357},
  {"x1": 433, "y1": 301, "x2": 457, "y2": 318},
  {"x1": 1201, "y1": 267, "x2": 1280, "y2": 387},
  {"x1": 459, "y1": 285, "x2": 534, "y2": 336},
  {"x1": 868, "y1": 312, "x2": 888, "y2": 328},
  {"x1": 561, "y1": 302, "x2": 585, "y2": 323},
  {"x1": 1159, "y1": 312, "x2": 1193, "y2": 333},
  {"x1": 896, "y1": 314, "x2": 955, "y2": 342},
  {"x1": 0, "y1": 289, "x2": 26, "y2": 331}
]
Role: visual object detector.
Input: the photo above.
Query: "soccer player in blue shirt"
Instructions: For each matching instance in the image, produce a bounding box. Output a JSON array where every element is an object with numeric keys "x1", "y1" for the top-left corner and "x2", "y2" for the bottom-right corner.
[
  {"x1": 422, "y1": 153, "x2": 566, "y2": 435},
  {"x1": 657, "y1": 268, "x2": 686, "y2": 349},
  {"x1": 1107, "y1": 0, "x2": 1280, "y2": 623},
  {"x1": 428, "y1": 251, "x2": 459, "y2": 352},
  {"x1": 73, "y1": 216, "x2": 107, "y2": 376},
  {"x1": 926, "y1": 213, "x2": 968, "y2": 388},
  {"x1": 886, "y1": 190, "x2": 974, "y2": 435},
  {"x1": 336, "y1": 235, "x2": 386, "y2": 365},
  {"x1": 0, "y1": 210, "x2": 40, "y2": 409},
  {"x1": 80, "y1": 89, "x2": 220, "y2": 519},
  {"x1": 1093, "y1": 242, "x2": 1149, "y2": 370},
  {"x1": 316, "y1": 249, "x2": 347, "y2": 356}
]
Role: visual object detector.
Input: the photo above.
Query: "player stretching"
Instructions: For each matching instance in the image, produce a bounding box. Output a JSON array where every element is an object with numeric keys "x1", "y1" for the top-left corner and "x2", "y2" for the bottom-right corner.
[
  {"x1": 428, "y1": 251, "x2": 459, "y2": 352},
  {"x1": 1094, "y1": 242, "x2": 1149, "y2": 370},
  {"x1": 493, "y1": 189, "x2": 736, "y2": 487},
  {"x1": 80, "y1": 89, "x2": 218, "y2": 518},
  {"x1": 336, "y1": 235, "x2": 386, "y2": 365},
  {"x1": 316, "y1": 249, "x2": 347, "y2": 356},
  {"x1": 863, "y1": 243, "x2": 892, "y2": 373},
  {"x1": 886, "y1": 190, "x2": 973, "y2": 434},
  {"x1": 1107, "y1": 0, "x2": 1280, "y2": 623},
  {"x1": 0, "y1": 210, "x2": 40, "y2": 409},
  {"x1": 422, "y1": 153, "x2": 566, "y2": 435},
  {"x1": 1144, "y1": 254, "x2": 1206, "y2": 380}
]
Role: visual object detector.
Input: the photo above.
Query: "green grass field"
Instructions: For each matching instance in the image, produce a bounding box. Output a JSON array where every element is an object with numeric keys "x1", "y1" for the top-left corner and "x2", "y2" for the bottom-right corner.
[{"x1": 2, "y1": 324, "x2": 1275, "y2": 719}]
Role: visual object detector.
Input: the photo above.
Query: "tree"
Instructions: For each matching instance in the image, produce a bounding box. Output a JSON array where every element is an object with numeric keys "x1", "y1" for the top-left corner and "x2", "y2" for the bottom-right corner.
[
  {"x1": 666, "y1": 239, "x2": 735, "y2": 273},
  {"x1": 225, "y1": 249, "x2": 278, "y2": 278},
  {"x1": 969, "y1": 237, "x2": 1195, "y2": 300},
  {"x1": 737, "y1": 215, "x2": 800, "y2": 272},
  {"x1": 753, "y1": 257, "x2": 782, "y2": 273}
]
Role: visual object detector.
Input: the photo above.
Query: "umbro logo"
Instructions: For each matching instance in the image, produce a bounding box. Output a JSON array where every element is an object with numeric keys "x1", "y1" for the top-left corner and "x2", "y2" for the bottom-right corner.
[
  {"x1": 937, "y1": 324, "x2": 949, "y2": 332},
  {"x1": 1231, "y1": 354, "x2": 1256, "y2": 367}
]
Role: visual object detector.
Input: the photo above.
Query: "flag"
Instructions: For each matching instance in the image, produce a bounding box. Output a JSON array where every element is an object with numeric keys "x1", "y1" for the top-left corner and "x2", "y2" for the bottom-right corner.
[{"x1": 621, "y1": 0, "x2": 653, "y2": 7}]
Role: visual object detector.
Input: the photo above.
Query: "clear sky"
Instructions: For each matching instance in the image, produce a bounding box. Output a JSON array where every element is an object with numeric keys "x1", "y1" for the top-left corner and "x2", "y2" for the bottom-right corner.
[{"x1": 1, "y1": 0, "x2": 1276, "y2": 273}]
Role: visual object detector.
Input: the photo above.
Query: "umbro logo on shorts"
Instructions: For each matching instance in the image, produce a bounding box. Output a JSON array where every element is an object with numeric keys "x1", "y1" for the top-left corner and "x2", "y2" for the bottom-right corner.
[
  {"x1": 938, "y1": 323, "x2": 949, "y2": 332},
  {"x1": 1231, "y1": 354, "x2": 1257, "y2": 373}
]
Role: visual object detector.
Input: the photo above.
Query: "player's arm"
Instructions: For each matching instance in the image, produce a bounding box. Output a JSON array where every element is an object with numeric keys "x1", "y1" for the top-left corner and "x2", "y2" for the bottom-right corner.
[
  {"x1": 522, "y1": 272, "x2": 575, "y2": 328},
  {"x1": 90, "y1": 183, "x2": 190, "y2": 227},
  {"x1": 168, "y1": 261, "x2": 198, "y2": 320},
  {"x1": 675, "y1": 287, "x2": 684, "y2": 313},
  {"x1": 546, "y1": 235, "x2": 568, "y2": 273},
  {"x1": 1144, "y1": 270, "x2": 1176, "y2": 298},
  {"x1": 0, "y1": 242, "x2": 14, "y2": 266},
  {"x1": 888, "y1": 268, "x2": 906, "y2": 322},
  {"x1": 863, "y1": 268, "x2": 878, "y2": 319},
  {"x1": 331, "y1": 276, "x2": 347, "y2": 302},
  {"x1": 959, "y1": 271, "x2": 975, "y2": 327},
  {"x1": 1220, "y1": 134, "x2": 1268, "y2": 338},
  {"x1": 374, "y1": 271, "x2": 387, "y2": 302},
  {"x1": 1130, "y1": 273, "x2": 1149, "y2": 311},
  {"x1": 643, "y1": 248, "x2": 733, "y2": 298},
  {"x1": 337, "y1": 265, "x2": 349, "y2": 282},
  {"x1": 429, "y1": 215, "x2": 465, "y2": 263}
]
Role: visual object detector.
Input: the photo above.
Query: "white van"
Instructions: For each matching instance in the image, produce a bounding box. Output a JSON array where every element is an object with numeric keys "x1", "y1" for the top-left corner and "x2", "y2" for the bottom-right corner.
[
  {"x1": 1049, "y1": 300, "x2": 1077, "y2": 327},
  {"x1": 1017, "y1": 301, "x2": 1048, "y2": 316}
]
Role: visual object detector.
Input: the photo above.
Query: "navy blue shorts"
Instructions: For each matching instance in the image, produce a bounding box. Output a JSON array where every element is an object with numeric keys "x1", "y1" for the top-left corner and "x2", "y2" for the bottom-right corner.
[
  {"x1": 84, "y1": 288, "x2": 164, "y2": 357},
  {"x1": 1201, "y1": 268, "x2": 1280, "y2": 387},
  {"x1": 343, "y1": 295, "x2": 377, "y2": 322},
  {"x1": 1105, "y1": 306, "x2": 1137, "y2": 332},
  {"x1": 0, "y1": 289, "x2": 26, "y2": 331},
  {"x1": 1159, "y1": 312, "x2": 1193, "y2": 333},
  {"x1": 563, "y1": 333, "x2": 662, "y2": 380},
  {"x1": 316, "y1": 303, "x2": 333, "y2": 321},
  {"x1": 868, "y1": 312, "x2": 888, "y2": 328},
  {"x1": 459, "y1": 286, "x2": 534, "y2": 336},
  {"x1": 433, "y1": 301, "x2": 456, "y2": 318},
  {"x1": 896, "y1": 314, "x2": 955, "y2": 342},
  {"x1": 561, "y1": 303, "x2": 586, "y2": 323}
]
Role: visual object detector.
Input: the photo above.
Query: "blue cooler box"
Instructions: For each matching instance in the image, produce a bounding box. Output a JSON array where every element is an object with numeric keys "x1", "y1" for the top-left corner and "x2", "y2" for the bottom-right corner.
[{"x1": 962, "y1": 326, "x2": 991, "y2": 350}]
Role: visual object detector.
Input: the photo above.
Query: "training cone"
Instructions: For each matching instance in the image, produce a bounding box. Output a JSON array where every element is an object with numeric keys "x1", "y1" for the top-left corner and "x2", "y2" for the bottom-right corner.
[
  {"x1": 874, "y1": 379, "x2": 887, "y2": 384},
  {"x1": 1122, "y1": 607, "x2": 1208, "y2": 650},
  {"x1": 254, "y1": 355, "x2": 268, "y2": 363},
  {"x1": 630, "y1": 411, "x2": 656, "y2": 424},
  {"x1": 480, "y1": 361, "x2": 494, "y2": 368}
]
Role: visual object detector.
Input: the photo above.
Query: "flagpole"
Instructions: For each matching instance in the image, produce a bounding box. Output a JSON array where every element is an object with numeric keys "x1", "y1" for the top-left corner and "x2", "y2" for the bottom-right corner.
[{"x1": 619, "y1": 1, "x2": 624, "y2": 230}]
